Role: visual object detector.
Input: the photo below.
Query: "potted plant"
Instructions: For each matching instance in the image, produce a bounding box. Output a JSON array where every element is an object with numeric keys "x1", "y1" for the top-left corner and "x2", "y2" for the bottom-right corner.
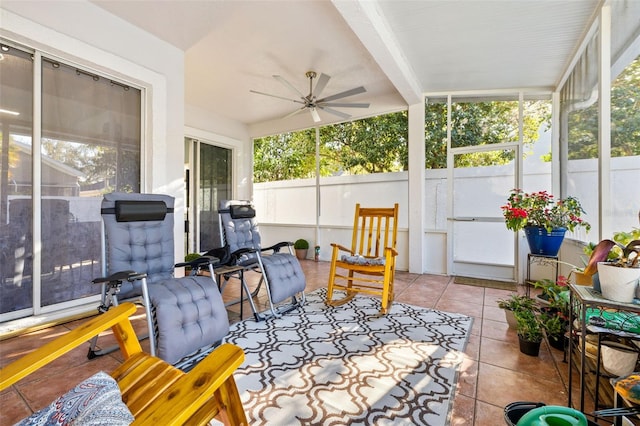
[
  {"x1": 501, "y1": 189, "x2": 590, "y2": 256},
  {"x1": 183, "y1": 252, "x2": 202, "y2": 274},
  {"x1": 595, "y1": 239, "x2": 640, "y2": 303},
  {"x1": 540, "y1": 311, "x2": 567, "y2": 351},
  {"x1": 496, "y1": 294, "x2": 536, "y2": 329},
  {"x1": 532, "y1": 276, "x2": 570, "y2": 310},
  {"x1": 514, "y1": 308, "x2": 544, "y2": 356},
  {"x1": 581, "y1": 229, "x2": 640, "y2": 273},
  {"x1": 294, "y1": 238, "x2": 309, "y2": 260}
]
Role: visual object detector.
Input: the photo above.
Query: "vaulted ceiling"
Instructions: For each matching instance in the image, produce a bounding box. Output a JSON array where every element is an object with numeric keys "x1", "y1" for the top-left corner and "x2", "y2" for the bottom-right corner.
[{"x1": 91, "y1": 0, "x2": 600, "y2": 133}]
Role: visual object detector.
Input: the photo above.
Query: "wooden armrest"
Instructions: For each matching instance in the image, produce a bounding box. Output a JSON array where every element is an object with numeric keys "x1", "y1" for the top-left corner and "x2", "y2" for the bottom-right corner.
[
  {"x1": 0, "y1": 303, "x2": 142, "y2": 390},
  {"x1": 330, "y1": 243, "x2": 353, "y2": 254},
  {"x1": 132, "y1": 343, "x2": 246, "y2": 426}
]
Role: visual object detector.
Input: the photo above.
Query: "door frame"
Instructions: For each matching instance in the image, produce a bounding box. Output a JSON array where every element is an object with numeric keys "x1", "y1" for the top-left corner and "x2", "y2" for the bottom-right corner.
[{"x1": 446, "y1": 142, "x2": 522, "y2": 282}]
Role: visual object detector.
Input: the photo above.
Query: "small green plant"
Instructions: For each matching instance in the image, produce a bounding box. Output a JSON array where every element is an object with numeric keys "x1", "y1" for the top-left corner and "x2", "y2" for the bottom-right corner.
[
  {"x1": 533, "y1": 276, "x2": 570, "y2": 315},
  {"x1": 514, "y1": 309, "x2": 544, "y2": 343},
  {"x1": 496, "y1": 294, "x2": 536, "y2": 312},
  {"x1": 184, "y1": 252, "x2": 202, "y2": 262},
  {"x1": 539, "y1": 311, "x2": 565, "y2": 336},
  {"x1": 294, "y1": 239, "x2": 309, "y2": 250}
]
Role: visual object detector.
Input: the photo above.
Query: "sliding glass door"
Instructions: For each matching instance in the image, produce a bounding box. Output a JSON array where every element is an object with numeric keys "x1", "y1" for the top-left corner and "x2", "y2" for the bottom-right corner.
[
  {"x1": 184, "y1": 138, "x2": 232, "y2": 253},
  {"x1": 0, "y1": 40, "x2": 142, "y2": 321}
]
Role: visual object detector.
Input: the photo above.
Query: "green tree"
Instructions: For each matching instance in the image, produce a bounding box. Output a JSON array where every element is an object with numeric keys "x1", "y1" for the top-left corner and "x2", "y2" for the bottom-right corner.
[
  {"x1": 425, "y1": 99, "x2": 550, "y2": 169},
  {"x1": 253, "y1": 111, "x2": 407, "y2": 182},
  {"x1": 320, "y1": 111, "x2": 408, "y2": 174},
  {"x1": 253, "y1": 130, "x2": 316, "y2": 182},
  {"x1": 568, "y1": 55, "x2": 640, "y2": 158}
]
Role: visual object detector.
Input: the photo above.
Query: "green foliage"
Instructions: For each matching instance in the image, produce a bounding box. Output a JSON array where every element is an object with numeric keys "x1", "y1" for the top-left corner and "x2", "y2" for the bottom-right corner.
[
  {"x1": 425, "y1": 99, "x2": 550, "y2": 169},
  {"x1": 539, "y1": 311, "x2": 565, "y2": 336},
  {"x1": 294, "y1": 239, "x2": 309, "y2": 249},
  {"x1": 514, "y1": 309, "x2": 544, "y2": 343},
  {"x1": 496, "y1": 294, "x2": 536, "y2": 312},
  {"x1": 320, "y1": 111, "x2": 408, "y2": 174},
  {"x1": 568, "y1": 55, "x2": 640, "y2": 159},
  {"x1": 184, "y1": 253, "x2": 201, "y2": 262},
  {"x1": 533, "y1": 277, "x2": 570, "y2": 318},
  {"x1": 502, "y1": 189, "x2": 590, "y2": 233},
  {"x1": 253, "y1": 130, "x2": 316, "y2": 182},
  {"x1": 253, "y1": 111, "x2": 407, "y2": 183}
]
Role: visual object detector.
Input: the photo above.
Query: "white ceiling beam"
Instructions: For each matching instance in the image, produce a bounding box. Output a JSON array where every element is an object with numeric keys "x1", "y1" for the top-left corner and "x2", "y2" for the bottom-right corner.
[{"x1": 331, "y1": 0, "x2": 423, "y2": 105}]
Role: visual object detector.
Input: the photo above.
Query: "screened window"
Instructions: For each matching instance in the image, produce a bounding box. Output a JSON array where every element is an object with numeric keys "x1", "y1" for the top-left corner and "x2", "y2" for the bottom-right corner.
[{"x1": 253, "y1": 111, "x2": 407, "y2": 183}]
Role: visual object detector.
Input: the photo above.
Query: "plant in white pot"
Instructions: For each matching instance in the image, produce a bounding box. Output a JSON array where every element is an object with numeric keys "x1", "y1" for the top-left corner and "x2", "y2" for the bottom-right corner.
[
  {"x1": 578, "y1": 228, "x2": 640, "y2": 286},
  {"x1": 596, "y1": 239, "x2": 640, "y2": 303},
  {"x1": 497, "y1": 294, "x2": 536, "y2": 329}
]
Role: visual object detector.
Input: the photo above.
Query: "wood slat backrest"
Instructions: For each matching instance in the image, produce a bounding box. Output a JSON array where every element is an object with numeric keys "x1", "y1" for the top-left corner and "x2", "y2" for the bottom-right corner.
[{"x1": 351, "y1": 204, "x2": 399, "y2": 258}]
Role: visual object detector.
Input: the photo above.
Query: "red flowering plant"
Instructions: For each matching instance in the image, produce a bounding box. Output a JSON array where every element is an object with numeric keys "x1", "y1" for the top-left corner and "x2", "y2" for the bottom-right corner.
[{"x1": 501, "y1": 189, "x2": 591, "y2": 233}]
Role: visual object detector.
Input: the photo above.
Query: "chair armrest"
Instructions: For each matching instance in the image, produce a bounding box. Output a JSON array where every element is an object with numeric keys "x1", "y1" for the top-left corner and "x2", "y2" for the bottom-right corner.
[
  {"x1": 0, "y1": 303, "x2": 142, "y2": 390},
  {"x1": 261, "y1": 241, "x2": 292, "y2": 253},
  {"x1": 132, "y1": 343, "x2": 246, "y2": 426},
  {"x1": 92, "y1": 270, "x2": 148, "y2": 284},
  {"x1": 174, "y1": 256, "x2": 219, "y2": 269},
  {"x1": 385, "y1": 247, "x2": 399, "y2": 257},
  {"x1": 330, "y1": 243, "x2": 353, "y2": 254}
]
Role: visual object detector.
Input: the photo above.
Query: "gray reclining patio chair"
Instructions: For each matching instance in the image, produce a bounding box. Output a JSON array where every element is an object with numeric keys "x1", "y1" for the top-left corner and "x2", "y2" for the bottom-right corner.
[
  {"x1": 213, "y1": 199, "x2": 306, "y2": 320},
  {"x1": 88, "y1": 192, "x2": 229, "y2": 371}
]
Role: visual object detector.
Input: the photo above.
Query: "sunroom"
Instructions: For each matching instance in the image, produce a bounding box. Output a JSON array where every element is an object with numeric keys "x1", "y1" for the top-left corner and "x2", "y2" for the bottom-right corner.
[{"x1": 1, "y1": 0, "x2": 638, "y2": 325}]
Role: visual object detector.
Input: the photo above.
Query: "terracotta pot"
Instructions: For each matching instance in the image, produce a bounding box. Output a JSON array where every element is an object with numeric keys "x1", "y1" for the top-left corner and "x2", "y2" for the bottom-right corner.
[{"x1": 295, "y1": 248, "x2": 308, "y2": 260}]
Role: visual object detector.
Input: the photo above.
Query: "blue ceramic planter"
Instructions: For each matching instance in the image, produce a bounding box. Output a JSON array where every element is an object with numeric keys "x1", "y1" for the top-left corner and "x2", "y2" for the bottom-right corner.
[{"x1": 524, "y1": 226, "x2": 566, "y2": 256}]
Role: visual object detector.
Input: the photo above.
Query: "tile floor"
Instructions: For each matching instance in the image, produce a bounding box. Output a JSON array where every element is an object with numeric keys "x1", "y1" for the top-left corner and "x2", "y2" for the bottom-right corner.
[{"x1": 0, "y1": 260, "x2": 597, "y2": 425}]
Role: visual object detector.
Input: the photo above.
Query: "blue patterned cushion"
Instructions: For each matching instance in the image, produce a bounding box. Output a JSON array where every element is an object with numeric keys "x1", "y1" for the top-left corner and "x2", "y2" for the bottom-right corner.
[
  {"x1": 15, "y1": 371, "x2": 133, "y2": 425},
  {"x1": 340, "y1": 254, "x2": 386, "y2": 266}
]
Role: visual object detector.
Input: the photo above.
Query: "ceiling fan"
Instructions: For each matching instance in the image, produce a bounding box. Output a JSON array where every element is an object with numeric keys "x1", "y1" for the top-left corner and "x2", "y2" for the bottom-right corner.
[{"x1": 250, "y1": 71, "x2": 369, "y2": 123}]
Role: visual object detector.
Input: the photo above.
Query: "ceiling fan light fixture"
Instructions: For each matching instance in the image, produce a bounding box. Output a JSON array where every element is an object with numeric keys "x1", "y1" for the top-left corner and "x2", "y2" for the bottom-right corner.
[
  {"x1": 250, "y1": 71, "x2": 369, "y2": 123},
  {"x1": 310, "y1": 107, "x2": 321, "y2": 123}
]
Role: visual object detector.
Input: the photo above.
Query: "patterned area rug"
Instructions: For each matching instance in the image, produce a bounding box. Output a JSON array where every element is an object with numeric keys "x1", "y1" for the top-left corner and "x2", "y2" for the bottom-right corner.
[{"x1": 223, "y1": 288, "x2": 473, "y2": 425}]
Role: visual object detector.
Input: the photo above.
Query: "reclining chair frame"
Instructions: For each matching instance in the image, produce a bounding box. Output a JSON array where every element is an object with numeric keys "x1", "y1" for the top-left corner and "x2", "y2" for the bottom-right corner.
[
  {"x1": 215, "y1": 200, "x2": 306, "y2": 321},
  {"x1": 88, "y1": 193, "x2": 225, "y2": 371}
]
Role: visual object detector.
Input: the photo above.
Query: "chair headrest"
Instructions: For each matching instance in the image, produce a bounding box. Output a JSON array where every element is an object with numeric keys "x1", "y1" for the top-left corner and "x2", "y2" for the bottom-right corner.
[
  {"x1": 229, "y1": 204, "x2": 256, "y2": 219},
  {"x1": 106, "y1": 200, "x2": 171, "y2": 222}
]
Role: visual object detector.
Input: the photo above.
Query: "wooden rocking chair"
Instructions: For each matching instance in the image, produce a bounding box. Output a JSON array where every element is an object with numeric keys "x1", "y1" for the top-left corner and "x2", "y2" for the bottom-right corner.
[
  {"x1": 327, "y1": 203, "x2": 399, "y2": 314},
  {"x1": 0, "y1": 303, "x2": 247, "y2": 426}
]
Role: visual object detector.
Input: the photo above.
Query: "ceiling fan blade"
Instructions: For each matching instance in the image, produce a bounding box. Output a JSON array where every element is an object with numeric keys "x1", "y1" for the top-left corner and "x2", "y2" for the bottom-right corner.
[
  {"x1": 249, "y1": 89, "x2": 305, "y2": 105},
  {"x1": 318, "y1": 102, "x2": 370, "y2": 108},
  {"x1": 317, "y1": 86, "x2": 366, "y2": 103},
  {"x1": 310, "y1": 107, "x2": 321, "y2": 123},
  {"x1": 313, "y1": 73, "x2": 331, "y2": 98},
  {"x1": 273, "y1": 75, "x2": 305, "y2": 99},
  {"x1": 282, "y1": 107, "x2": 307, "y2": 120},
  {"x1": 318, "y1": 106, "x2": 351, "y2": 120}
]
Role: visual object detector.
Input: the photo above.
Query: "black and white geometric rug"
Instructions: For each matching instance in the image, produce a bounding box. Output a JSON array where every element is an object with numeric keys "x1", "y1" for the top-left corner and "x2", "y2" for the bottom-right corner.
[{"x1": 223, "y1": 288, "x2": 473, "y2": 426}]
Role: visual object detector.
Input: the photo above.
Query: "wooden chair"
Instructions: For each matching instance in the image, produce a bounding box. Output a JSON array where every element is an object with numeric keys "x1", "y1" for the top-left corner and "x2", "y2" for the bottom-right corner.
[
  {"x1": 0, "y1": 303, "x2": 248, "y2": 426},
  {"x1": 327, "y1": 203, "x2": 399, "y2": 314}
]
